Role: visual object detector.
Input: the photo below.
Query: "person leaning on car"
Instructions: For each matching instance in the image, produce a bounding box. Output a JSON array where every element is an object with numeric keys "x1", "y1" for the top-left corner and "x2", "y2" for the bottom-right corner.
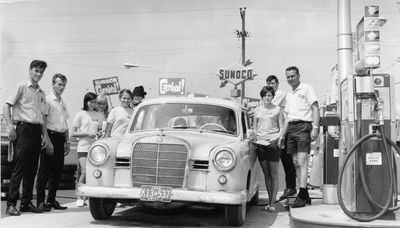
[
  {"x1": 3, "y1": 60, "x2": 54, "y2": 216},
  {"x1": 36, "y1": 73, "x2": 70, "y2": 211}
]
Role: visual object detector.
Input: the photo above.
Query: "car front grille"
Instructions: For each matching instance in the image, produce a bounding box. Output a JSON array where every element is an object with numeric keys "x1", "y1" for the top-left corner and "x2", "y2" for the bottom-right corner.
[{"x1": 131, "y1": 143, "x2": 188, "y2": 188}]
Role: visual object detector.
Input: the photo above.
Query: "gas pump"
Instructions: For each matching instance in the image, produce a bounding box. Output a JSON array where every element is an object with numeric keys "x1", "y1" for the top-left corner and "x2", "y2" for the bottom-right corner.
[
  {"x1": 320, "y1": 108, "x2": 340, "y2": 204},
  {"x1": 337, "y1": 72, "x2": 400, "y2": 221}
]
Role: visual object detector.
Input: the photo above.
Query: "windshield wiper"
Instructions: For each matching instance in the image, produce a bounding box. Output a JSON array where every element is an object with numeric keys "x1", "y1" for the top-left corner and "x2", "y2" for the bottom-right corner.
[
  {"x1": 172, "y1": 125, "x2": 194, "y2": 129},
  {"x1": 199, "y1": 129, "x2": 235, "y2": 134}
]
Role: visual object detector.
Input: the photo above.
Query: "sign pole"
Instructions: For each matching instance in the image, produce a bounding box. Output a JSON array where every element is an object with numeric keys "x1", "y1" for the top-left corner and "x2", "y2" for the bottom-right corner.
[
  {"x1": 239, "y1": 7, "x2": 247, "y2": 102},
  {"x1": 107, "y1": 94, "x2": 113, "y2": 109}
]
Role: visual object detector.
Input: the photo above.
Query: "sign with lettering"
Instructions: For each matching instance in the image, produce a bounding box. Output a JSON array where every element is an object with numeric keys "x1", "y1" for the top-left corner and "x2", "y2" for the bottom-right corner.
[
  {"x1": 159, "y1": 78, "x2": 185, "y2": 96},
  {"x1": 242, "y1": 97, "x2": 260, "y2": 109},
  {"x1": 93, "y1": 76, "x2": 121, "y2": 95},
  {"x1": 218, "y1": 63, "x2": 253, "y2": 85},
  {"x1": 366, "y1": 152, "x2": 382, "y2": 165}
]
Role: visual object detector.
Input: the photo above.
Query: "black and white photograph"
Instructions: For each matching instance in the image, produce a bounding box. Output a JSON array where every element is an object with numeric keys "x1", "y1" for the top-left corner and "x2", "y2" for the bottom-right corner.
[{"x1": 1, "y1": 0, "x2": 400, "y2": 227}]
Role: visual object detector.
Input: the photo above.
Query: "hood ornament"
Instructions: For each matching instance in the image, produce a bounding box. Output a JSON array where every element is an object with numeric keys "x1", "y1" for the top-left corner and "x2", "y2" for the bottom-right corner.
[{"x1": 157, "y1": 128, "x2": 165, "y2": 137}]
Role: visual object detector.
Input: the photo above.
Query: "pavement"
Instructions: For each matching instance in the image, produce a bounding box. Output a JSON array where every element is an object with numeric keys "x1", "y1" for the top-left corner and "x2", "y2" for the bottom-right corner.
[
  {"x1": 0, "y1": 189, "x2": 293, "y2": 228},
  {"x1": 1, "y1": 190, "x2": 77, "y2": 218},
  {"x1": 2, "y1": 189, "x2": 400, "y2": 227},
  {"x1": 290, "y1": 197, "x2": 400, "y2": 228}
]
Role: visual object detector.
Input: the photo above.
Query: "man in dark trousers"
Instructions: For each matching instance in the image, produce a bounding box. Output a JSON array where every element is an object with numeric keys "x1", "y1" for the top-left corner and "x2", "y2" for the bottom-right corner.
[
  {"x1": 36, "y1": 73, "x2": 70, "y2": 211},
  {"x1": 266, "y1": 75, "x2": 297, "y2": 202},
  {"x1": 278, "y1": 66, "x2": 320, "y2": 208},
  {"x1": 3, "y1": 60, "x2": 53, "y2": 216}
]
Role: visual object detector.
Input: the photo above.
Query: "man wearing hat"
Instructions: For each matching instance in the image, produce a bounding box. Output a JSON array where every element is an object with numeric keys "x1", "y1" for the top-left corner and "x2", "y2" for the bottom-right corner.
[{"x1": 131, "y1": 86, "x2": 147, "y2": 108}]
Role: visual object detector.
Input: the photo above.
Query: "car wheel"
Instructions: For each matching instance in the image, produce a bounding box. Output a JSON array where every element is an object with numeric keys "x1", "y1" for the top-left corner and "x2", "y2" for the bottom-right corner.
[
  {"x1": 89, "y1": 198, "x2": 116, "y2": 220},
  {"x1": 224, "y1": 201, "x2": 246, "y2": 226}
]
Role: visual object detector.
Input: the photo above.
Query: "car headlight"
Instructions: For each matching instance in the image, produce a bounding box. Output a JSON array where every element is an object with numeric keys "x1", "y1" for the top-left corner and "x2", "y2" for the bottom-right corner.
[
  {"x1": 213, "y1": 149, "x2": 236, "y2": 171},
  {"x1": 88, "y1": 144, "x2": 109, "y2": 166}
]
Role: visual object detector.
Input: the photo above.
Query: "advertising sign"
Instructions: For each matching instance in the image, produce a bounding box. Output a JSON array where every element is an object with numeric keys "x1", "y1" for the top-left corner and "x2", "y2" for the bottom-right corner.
[
  {"x1": 159, "y1": 78, "x2": 185, "y2": 96},
  {"x1": 356, "y1": 5, "x2": 381, "y2": 68},
  {"x1": 218, "y1": 63, "x2": 253, "y2": 86},
  {"x1": 92, "y1": 76, "x2": 121, "y2": 95},
  {"x1": 242, "y1": 97, "x2": 260, "y2": 109}
]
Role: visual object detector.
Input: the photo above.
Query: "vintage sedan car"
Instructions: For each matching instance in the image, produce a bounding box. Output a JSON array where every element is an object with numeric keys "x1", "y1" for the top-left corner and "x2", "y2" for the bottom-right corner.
[{"x1": 77, "y1": 97, "x2": 261, "y2": 226}]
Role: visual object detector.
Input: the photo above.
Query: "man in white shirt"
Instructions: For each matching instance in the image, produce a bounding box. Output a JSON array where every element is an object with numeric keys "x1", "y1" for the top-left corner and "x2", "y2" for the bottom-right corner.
[
  {"x1": 3, "y1": 60, "x2": 53, "y2": 215},
  {"x1": 266, "y1": 75, "x2": 297, "y2": 202},
  {"x1": 278, "y1": 66, "x2": 320, "y2": 208},
  {"x1": 36, "y1": 74, "x2": 70, "y2": 211}
]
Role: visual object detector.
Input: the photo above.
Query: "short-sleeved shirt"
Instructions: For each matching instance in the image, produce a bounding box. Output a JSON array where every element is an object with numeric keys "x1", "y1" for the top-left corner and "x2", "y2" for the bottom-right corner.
[
  {"x1": 272, "y1": 89, "x2": 286, "y2": 107},
  {"x1": 46, "y1": 92, "x2": 70, "y2": 133},
  {"x1": 107, "y1": 106, "x2": 133, "y2": 137},
  {"x1": 73, "y1": 110, "x2": 105, "y2": 153},
  {"x1": 284, "y1": 83, "x2": 318, "y2": 122},
  {"x1": 254, "y1": 105, "x2": 280, "y2": 140},
  {"x1": 6, "y1": 80, "x2": 47, "y2": 124}
]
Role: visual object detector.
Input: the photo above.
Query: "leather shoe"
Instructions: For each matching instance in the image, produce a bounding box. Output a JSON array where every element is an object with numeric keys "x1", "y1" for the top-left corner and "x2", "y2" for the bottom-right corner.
[
  {"x1": 37, "y1": 202, "x2": 51, "y2": 212},
  {"x1": 6, "y1": 205, "x2": 21, "y2": 216},
  {"x1": 291, "y1": 197, "x2": 311, "y2": 208},
  {"x1": 20, "y1": 202, "x2": 43, "y2": 213},
  {"x1": 48, "y1": 201, "x2": 67, "y2": 210},
  {"x1": 278, "y1": 188, "x2": 297, "y2": 201}
]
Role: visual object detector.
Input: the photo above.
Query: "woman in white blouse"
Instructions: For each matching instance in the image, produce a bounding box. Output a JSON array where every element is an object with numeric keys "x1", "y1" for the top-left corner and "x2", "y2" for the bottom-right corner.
[
  {"x1": 104, "y1": 89, "x2": 133, "y2": 138},
  {"x1": 71, "y1": 92, "x2": 105, "y2": 207}
]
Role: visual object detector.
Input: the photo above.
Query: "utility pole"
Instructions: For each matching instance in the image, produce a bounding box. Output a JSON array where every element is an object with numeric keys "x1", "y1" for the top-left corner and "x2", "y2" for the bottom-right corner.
[{"x1": 239, "y1": 7, "x2": 248, "y2": 101}]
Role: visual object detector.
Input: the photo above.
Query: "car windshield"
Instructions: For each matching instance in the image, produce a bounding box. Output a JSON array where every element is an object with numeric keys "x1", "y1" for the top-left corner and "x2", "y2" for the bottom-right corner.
[{"x1": 129, "y1": 103, "x2": 237, "y2": 135}]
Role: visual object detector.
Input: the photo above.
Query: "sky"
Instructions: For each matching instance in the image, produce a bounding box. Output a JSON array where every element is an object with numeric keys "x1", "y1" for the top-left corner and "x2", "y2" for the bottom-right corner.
[{"x1": 1, "y1": 0, "x2": 400, "y2": 118}]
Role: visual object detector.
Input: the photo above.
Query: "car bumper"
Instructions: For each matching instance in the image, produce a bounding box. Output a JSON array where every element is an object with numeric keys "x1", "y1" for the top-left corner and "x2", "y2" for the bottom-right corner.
[{"x1": 77, "y1": 185, "x2": 247, "y2": 205}]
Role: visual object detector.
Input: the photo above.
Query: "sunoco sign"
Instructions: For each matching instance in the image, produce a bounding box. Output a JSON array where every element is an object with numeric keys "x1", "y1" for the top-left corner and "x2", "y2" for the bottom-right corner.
[
  {"x1": 218, "y1": 63, "x2": 253, "y2": 84},
  {"x1": 159, "y1": 78, "x2": 185, "y2": 96}
]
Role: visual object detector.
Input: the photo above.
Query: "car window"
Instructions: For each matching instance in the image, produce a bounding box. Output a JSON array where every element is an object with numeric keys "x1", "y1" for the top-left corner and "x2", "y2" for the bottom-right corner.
[
  {"x1": 242, "y1": 111, "x2": 247, "y2": 136},
  {"x1": 129, "y1": 103, "x2": 238, "y2": 135}
]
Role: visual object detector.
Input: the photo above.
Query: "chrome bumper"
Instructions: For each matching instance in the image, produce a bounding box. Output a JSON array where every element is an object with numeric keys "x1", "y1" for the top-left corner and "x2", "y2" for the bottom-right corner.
[{"x1": 77, "y1": 185, "x2": 247, "y2": 205}]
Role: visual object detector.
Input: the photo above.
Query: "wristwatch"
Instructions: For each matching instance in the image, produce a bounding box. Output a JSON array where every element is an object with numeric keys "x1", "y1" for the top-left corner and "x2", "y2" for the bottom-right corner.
[{"x1": 312, "y1": 125, "x2": 319, "y2": 129}]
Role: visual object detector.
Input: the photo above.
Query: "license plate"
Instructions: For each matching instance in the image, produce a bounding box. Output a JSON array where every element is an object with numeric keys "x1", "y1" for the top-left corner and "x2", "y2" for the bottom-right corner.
[{"x1": 140, "y1": 185, "x2": 172, "y2": 202}]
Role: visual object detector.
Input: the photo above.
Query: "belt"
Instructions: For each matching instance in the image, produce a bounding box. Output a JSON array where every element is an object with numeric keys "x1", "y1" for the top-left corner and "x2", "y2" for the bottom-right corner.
[
  {"x1": 288, "y1": 120, "x2": 311, "y2": 125},
  {"x1": 16, "y1": 121, "x2": 41, "y2": 126},
  {"x1": 47, "y1": 129, "x2": 66, "y2": 136}
]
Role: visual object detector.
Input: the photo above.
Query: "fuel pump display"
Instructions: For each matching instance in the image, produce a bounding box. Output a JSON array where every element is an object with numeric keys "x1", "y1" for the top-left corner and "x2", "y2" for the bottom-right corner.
[{"x1": 337, "y1": 73, "x2": 400, "y2": 222}]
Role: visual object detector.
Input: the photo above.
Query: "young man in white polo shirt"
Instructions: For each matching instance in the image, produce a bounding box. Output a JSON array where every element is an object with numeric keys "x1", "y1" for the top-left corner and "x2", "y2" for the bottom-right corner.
[
  {"x1": 278, "y1": 66, "x2": 320, "y2": 208},
  {"x1": 36, "y1": 73, "x2": 70, "y2": 211}
]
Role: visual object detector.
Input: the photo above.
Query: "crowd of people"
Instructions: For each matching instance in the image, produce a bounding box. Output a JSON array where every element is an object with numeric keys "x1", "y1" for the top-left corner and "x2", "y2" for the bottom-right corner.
[
  {"x1": 3, "y1": 59, "x2": 147, "y2": 215},
  {"x1": 3, "y1": 59, "x2": 319, "y2": 216}
]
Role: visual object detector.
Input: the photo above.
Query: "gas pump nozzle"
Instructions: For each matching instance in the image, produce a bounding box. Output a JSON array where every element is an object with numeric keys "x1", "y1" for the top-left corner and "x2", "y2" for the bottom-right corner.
[{"x1": 375, "y1": 96, "x2": 384, "y2": 126}]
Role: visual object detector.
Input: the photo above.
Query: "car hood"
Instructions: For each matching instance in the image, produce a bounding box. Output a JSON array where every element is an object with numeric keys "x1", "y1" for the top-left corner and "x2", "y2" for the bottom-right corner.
[{"x1": 116, "y1": 130, "x2": 240, "y2": 160}]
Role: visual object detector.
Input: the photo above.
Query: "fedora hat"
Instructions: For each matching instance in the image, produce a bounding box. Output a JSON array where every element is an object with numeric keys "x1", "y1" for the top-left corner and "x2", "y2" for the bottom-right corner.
[{"x1": 132, "y1": 86, "x2": 147, "y2": 97}]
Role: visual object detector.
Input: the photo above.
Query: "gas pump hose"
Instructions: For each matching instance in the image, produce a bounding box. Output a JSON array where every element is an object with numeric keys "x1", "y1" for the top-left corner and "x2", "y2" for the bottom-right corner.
[{"x1": 337, "y1": 101, "x2": 400, "y2": 222}]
